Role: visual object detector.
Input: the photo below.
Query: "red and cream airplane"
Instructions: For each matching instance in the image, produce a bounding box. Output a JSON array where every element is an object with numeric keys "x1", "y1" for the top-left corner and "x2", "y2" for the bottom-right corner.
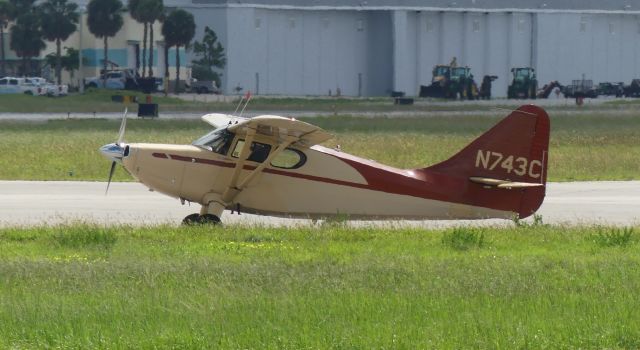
[{"x1": 100, "y1": 104, "x2": 550, "y2": 224}]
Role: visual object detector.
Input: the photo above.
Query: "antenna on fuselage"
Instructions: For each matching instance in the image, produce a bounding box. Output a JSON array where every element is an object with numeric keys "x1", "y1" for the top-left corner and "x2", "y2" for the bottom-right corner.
[
  {"x1": 238, "y1": 91, "x2": 252, "y2": 118},
  {"x1": 232, "y1": 94, "x2": 245, "y2": 115}
]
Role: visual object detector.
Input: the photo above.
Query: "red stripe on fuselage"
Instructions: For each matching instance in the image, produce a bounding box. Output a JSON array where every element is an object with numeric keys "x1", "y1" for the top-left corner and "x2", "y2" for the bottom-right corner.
[
  {"x1": 152, "y1": 152, "x2": 371, "y2": 190},
  {"x1": 150, "y1": 149, "x2": 517, "y2": 213}
]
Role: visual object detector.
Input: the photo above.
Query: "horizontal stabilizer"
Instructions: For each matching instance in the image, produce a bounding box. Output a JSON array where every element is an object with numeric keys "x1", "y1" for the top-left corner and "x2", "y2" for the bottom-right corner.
[{"x1": 469, "y1": 176, "x2": 544, "y2": 189}]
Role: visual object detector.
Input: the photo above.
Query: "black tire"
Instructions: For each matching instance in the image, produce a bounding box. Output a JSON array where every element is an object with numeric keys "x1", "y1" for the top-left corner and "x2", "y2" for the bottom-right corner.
[
  {"x1": 199, "y1": 214, "x2": 221, "y2": 225},
  {"x1": 87, "y1": 83, "x2": 97, "y2": 89},
  {"x1": 24, "y1": 91, "x2": 33, "y2": 95},
  {"x1": 182, "y1": 213, "x2": 201, "y2": 225},
  {"x1": 182, "y1": 213, "x2": 222, "y2": 226}
]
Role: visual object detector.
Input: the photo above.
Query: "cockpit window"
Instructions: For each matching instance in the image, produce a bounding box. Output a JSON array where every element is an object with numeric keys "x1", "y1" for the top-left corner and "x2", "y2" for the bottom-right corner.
[
  {"x1": 231, "y1": 139, "x2": 306, "y2": 169},
  {"x1": 271, "y1": 148, "x2": 306, "y2": 169},
  {"x1": 192, "y1": 129, "x2": 234, "y2": 155},
  {"x1": 232, "y1": 139, "x2": 272, "y2": 163}
]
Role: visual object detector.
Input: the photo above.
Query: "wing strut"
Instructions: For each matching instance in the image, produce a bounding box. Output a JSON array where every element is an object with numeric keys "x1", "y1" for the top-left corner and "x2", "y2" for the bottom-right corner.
[{"x1": 221, "y1": 133, "x2": 298, "y2": 203}]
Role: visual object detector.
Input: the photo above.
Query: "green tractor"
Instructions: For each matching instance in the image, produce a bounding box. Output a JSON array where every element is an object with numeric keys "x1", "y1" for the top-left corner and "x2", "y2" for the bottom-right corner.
[
  {"x1": 508, "y1": 67, "x2": 538, "y2": 99},
  {"x1": 418, "y1": 65, "x2": 478, "y2": 100},
  {"x1": 449, "y1": 66, "x2": 478, "y2": 100}
]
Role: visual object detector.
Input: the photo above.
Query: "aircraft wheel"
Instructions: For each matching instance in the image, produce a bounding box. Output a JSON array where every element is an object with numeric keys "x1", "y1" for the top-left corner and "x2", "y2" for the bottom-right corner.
[
  {"x1": 182, "y1": 213, "x2": 201, "y2": 225},
  {"x1": 199, "y1": 214, "x2": 222, "y2": 225}
]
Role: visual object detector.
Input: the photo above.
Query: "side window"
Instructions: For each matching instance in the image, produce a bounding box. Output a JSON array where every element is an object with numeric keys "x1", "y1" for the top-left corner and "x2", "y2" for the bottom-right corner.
[
  {"x1": 9, "y1": 79, "x2": 18, "y2": 85},
  {"x1": 232, "y1": 140, "x2": 272, "y2": 163},
  {"x1": 271, "y1": 148, "x2": 306, "y2": 169},
  {"x1": 0, "y1": 79, "x2": 6, "y2": 85}
]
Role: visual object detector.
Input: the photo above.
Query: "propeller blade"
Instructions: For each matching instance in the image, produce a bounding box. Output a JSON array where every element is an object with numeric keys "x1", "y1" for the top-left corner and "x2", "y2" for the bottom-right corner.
[
  {"x1": 105, "y1": 161, "x2": 116, "y2": 195},
  {"x1": 117, "y1": 108, "x2": 128, "y2": 145}
]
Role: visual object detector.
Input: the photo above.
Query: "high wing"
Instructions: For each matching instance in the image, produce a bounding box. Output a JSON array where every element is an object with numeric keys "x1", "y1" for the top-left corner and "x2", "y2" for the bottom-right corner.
[
  {"x1": 201, "y1": 113, "x2": 239, "y2": 129},
  {"x1": 227, "y1": 115, "x2": 332, "y2": 147}
]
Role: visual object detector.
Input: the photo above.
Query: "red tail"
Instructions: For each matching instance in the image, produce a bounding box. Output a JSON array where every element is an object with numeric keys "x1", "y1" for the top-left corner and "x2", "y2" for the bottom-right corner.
[{"x1": 422, "y1": 105, "x2": 550, "y2": 218}]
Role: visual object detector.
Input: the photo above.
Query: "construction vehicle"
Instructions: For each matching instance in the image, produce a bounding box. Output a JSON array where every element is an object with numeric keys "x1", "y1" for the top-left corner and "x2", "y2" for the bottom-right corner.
[
  {"x1": 508, "y1": 67, "x2": 538, "y2": 99},
  {"x1": 419, "y1": 65, "x2": 452, "y2": 98},
  {"x1": 623, "y1": 80, "x2": 640, "y2": 97},
  {"x1": 479, "y1": 75, "x2": 498, "y2": 100},
  {"x1": 419, "y1": 64, "x2": 478, "y2": 100},
  {"x1": 536, "y1": 81, "x2": 563, "y2": 98}
]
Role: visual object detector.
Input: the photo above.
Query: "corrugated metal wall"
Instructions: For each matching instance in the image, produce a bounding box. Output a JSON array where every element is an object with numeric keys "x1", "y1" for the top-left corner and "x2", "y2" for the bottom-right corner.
[
  {"x1": 217, "y1": 8, "x2": 392, "y2": 96},
  {"x1": 191, "y1": 6, "x2": 640, "y2": 97}
]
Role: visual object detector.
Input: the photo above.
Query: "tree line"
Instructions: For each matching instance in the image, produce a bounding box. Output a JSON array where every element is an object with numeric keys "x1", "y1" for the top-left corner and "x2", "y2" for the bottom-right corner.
[{"x1": 0, "y1": 0, "x2": 222, "y2": 92}]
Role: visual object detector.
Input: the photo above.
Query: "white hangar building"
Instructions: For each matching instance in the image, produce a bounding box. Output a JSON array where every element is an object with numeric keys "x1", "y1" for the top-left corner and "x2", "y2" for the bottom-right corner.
[{"x1": 179, "y1": 0, "x2": 640, "y2": 97}]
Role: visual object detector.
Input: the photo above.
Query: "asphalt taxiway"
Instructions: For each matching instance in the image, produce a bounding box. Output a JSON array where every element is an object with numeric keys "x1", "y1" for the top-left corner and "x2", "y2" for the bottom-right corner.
[{"x1": 0, "y1": 180, "x2": 638, "y2": 227}]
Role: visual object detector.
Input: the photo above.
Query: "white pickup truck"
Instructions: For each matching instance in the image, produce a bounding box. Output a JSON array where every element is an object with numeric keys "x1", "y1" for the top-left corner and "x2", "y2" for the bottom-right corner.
[
  {"x1": 0, "y1": 77, "x2": 68, "y2": 96},
  {"x1": 0, "y1": 77, "x2": 45, "y2": 95},
  {"x1": 27, "y1": 77, "x2": 69, "y2": 97}
]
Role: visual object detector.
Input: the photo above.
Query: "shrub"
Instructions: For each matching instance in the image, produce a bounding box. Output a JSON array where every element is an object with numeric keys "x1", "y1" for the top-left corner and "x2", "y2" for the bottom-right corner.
[
  {"x1": 592, "y1": 227, "x2": 634, "y2": 247},
  {"x1": 441, "y1": 227, "x2": 486, "y2": 251}
]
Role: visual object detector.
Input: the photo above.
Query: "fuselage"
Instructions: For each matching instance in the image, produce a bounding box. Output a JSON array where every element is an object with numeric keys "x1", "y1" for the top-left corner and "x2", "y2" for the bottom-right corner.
[{"x1": 119, "y1": 139, "x2": 514, "y2": 220}]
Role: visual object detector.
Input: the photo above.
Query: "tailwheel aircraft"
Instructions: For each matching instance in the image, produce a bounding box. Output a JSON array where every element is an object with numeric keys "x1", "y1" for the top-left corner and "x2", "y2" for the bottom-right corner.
[{"x1": 100, "y1": 105, "x2": 550, "y2": 225}]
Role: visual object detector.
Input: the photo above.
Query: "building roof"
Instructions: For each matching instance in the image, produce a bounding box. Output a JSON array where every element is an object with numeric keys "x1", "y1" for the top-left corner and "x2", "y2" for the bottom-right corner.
[{"x1": 184, "y1": 0, "x2": 640, "y2": 14}]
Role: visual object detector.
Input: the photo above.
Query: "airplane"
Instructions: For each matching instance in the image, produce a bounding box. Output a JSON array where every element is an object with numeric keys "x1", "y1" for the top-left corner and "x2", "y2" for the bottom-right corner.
[{"x1": 100, "y1": 104, "x2": 550, "y2": 225}]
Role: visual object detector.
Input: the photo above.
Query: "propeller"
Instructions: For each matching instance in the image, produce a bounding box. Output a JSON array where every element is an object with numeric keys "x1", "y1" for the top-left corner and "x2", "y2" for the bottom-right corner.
[{"x1": 100, "y1": 108, "x2": 128, "y2": 195}]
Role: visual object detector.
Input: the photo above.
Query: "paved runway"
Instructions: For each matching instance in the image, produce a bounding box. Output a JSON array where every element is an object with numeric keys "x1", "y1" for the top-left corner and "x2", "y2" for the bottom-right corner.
[{"x1": 1, "y1": 181, "x2": 638, "y2": 227}]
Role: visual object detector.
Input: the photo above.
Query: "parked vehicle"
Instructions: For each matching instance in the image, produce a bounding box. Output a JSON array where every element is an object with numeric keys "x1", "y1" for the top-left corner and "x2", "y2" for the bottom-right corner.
[
  {"x1": 84, "y1": 69, "x2": 139, "y2": 90},
  {"x1": 26, "y1": 77, "x2": 68, "y2": 97},
  {"x1": 0, "y1": 77, "x2": 46, "y2": 95},
  {"x1": 84, "y1": 68, "x2": 162, "y2": 93},
  {"x1": 562, "y1": 79, "x2": 598, "y2": 98},
  {"x1": 623, "y1": 79, "x2": 640, "y2": 97},
  {"x1": 508, "y1": 67, "x2": 538, "y2": 99},
  {"x1": 419, "y1": 65, "x2": 479, "y2": 100},
  {"x1": 536, "y1": 81, "x2": 563, "y2": 99},
  {"x1": 189, "y1": 79, "x2": 220, "y2": 94}
]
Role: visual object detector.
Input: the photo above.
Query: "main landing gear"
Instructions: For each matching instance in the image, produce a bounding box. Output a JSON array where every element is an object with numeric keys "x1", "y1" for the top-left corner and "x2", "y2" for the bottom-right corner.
[
  {"x1": 183, "y1": 195, "x2": 225, "y2": 226},
  {"x1": 182, "y1": 213, "x2": 221, "y2": 225}
]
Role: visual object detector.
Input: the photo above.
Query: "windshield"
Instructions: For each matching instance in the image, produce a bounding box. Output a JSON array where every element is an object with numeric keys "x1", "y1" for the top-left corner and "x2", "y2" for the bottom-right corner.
[
  {"x1": 451, "y1": 67, "x2": 467, "y2": 77},
  {"x1": 192, "y1": 128, "x2": 234, "y2": 155},
  {"x1": 434, "y1": 66, "x2": 449, "y2": 76}
]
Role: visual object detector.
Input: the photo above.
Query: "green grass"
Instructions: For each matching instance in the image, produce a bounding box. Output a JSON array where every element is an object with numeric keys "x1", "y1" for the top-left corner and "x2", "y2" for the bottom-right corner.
[
  {"x1": 1, "y1": 112, "x2": 639, "y2": 181},
  {"x1": 0, "y1": 91, "x2": 447, "y2": 113},
  {"x1": 0, "y1": 89, "x2": 200, "y2": 113},
  {"x1": 3, "y1": 89, "x2": 639, "y2": 113},
  {"x1": 0, "y1": 224, "x2": 639, "y2": 348}
]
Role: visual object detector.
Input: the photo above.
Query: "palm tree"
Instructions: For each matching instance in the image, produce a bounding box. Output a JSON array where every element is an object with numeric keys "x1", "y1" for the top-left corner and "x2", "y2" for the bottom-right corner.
[
  {"x1": 162, "y1": 9, "x2": 194, "y2": 93},
  {"x1": 39, "y1": 0, "x2": 78, "y2": 84},
  {"x1": 0, "y1": 0, "x2": 16, "y2": 76},
  {"x1": 138, "y1": 0, "x2": 162, "y2": 77},
  {"x1": 10, "y1": 11, "x2": 44, "y2": 75},
  {"x1": 87, "y1": 0, "x2": 123, "y2": 87},
  {"x1": 127, "y1": 0, "x2": 143, "y2": 75}
]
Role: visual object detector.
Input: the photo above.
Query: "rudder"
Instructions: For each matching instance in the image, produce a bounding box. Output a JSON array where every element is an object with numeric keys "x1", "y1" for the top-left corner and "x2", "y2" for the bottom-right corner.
[{"x1": 423, "y1": 105, "x2": 550, "y2": 218}]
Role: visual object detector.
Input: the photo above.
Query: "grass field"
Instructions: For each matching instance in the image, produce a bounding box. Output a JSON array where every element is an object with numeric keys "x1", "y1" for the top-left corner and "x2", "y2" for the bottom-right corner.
[
  {"x1": 1, "y1": 88, "x2": 639, "y2": 113},
  {"x1": 0, "y1": 223, "x2": 638, "y2": 348},
  {"x1": 1, "y1": 112, "x2": 639, "y2": 181}
]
